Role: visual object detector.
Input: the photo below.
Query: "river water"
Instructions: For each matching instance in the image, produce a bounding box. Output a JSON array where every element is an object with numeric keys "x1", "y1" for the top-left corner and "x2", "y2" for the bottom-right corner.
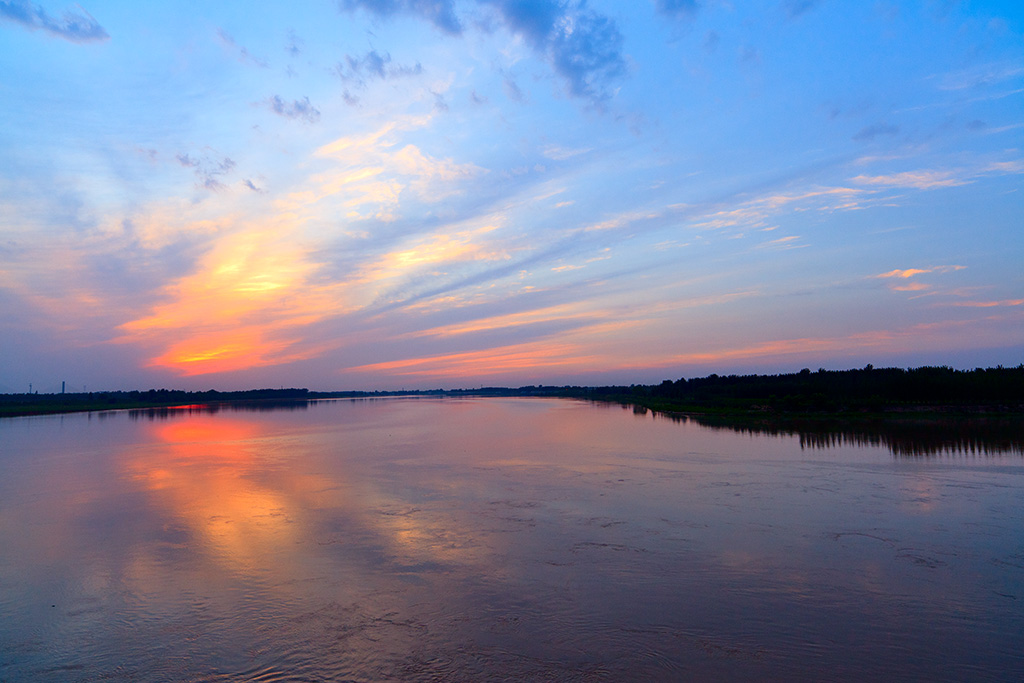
[{"x1": 1, "y1": 397, "x2": 1021, "y2": 681}]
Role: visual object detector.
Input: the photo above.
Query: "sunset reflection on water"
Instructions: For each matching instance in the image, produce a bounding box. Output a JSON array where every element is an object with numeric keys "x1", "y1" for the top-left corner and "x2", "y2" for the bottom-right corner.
[
  {"x1": 1, "y1": 398, "x2": 1022, "y2": 682},
  {"x1": 124, "y1": 415, "x2": 303, "y2": 576}
]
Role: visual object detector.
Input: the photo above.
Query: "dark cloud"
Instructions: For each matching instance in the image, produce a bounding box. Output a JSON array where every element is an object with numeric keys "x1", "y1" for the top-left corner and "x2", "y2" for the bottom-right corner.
[
  {"x1": 782, "y1": 0, "x2": 820, "y2": 19},
  {"x1": 267, "y1": 95, "x2": 321, "y2": 123},
  {"x1": 655, "y1": 0, "x2": 700, "y2": 20},
  {"x1": 0, "y1": 0, "x2": 108, "y2": 42},
  {"x1": 338, "y1": 0, "x2": 462, "y2": 35},
  {"x1": 336, "y1": 49, "x2": 423, "y2": 85},
  {"x1": 483, "y1": 0, "x2": 626, "y2": 106},
  {"x1": 853, "y1": 122, "x2": 899, "y2": 142},
  {"x1": 470, "y1": 89, "x2": 488, "y2": 105},
  {"x1": 336, "y1": 1, "x2": 627, "y2": 107},
  {"x1": 243, "y1": 179, "x2": 265, "y2": 193},
  {"x1": 176, "y1": 152, "x2": 236, "y2": 191}
]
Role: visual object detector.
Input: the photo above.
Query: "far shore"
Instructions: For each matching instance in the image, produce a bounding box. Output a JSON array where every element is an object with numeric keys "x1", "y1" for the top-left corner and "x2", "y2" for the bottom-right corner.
[{"x1": 3, "y1": 364, "x2": 1023, "y2": 421}]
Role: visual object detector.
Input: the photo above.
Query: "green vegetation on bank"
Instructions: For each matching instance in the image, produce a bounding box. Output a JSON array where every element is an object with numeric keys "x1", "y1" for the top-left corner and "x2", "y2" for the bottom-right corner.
[
  {"x1": 2, "y1": 365, "x2": 1022, "y2": 418},
  {"x1": 565, "y1": 364, "x2": 1024, "y2": 417}
]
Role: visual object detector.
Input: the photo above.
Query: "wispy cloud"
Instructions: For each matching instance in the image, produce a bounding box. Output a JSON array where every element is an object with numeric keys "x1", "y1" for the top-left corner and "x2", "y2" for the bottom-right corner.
[
  {"x1": 654, "y1": 0, "x2": 700, "y2": 21},
  {"x1": 541, "y1": 144, "x2": 590, "y2": 161},
  {"x1": 266, "y1": 95, "x2": 321, "y2": 123},
  {"x1": 944, "y1": 299, "x2": 1024, "y2": 308},
  {"x1": 781, "y1": 0, "x2": 820, "y2": 19},
  {"x1": 503, "y1": 75, "x2": 526, "y2": 103},
  {"x1": 690, "y1": 186, "x2": 866, "y2": 232},
  {"x1": 852, "y1": 122, "x2": 899, "y2": 142},
  {"x1": 216, "y1": 28, "x2": 269, "y2": 68},
  {"x1": 936, "y1": 61, "x2": 1024, "y2": 91},
  {"x1": 176, "y1": 152, "x2": 237, "y2": 192},
  {"x1": 852, "y1": 170, "x2": 967, "y2": 190},
  {"x1": 876, "y1": 266, "x2": 966, "y2": 279},
  {"x1": 0, "y1": 0, "x2": 108, "y2": 42},
  {"x1": 335, "y1": 49, "x2": 424, "y2": 99}
]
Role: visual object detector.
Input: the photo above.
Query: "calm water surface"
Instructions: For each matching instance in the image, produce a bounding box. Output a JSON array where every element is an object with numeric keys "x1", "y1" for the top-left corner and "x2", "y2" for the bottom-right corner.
[{"x1": 1, "y1": 398, "x2": 1022, "y2": 681}]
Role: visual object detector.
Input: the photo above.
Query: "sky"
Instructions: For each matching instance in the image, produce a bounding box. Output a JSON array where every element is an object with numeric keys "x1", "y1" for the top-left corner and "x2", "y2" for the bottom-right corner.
[{"x1": 1, "y1": 0, "x2": 1022, "y2": 392}]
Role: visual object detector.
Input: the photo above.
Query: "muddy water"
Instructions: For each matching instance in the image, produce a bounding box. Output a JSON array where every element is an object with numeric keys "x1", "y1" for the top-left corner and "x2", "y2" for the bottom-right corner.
[{"x1": 1, "y1": 398, "x2": 1021, "y2": 681}]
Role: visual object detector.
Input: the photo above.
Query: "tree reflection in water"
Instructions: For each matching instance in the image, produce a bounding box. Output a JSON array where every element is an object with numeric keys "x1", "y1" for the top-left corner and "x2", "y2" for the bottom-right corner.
[
  {"x1": 644, "y1": 410, "x2": 1024, "y2": 457},
  {"x1": 132, "y1": 398, "x2": 1022, "y2": 458}
]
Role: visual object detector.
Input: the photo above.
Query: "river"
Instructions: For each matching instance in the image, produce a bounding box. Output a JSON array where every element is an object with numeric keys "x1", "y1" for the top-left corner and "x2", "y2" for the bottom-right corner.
[{"x1": 1, "y1": 397, "x2": 1021, "y2": 681}]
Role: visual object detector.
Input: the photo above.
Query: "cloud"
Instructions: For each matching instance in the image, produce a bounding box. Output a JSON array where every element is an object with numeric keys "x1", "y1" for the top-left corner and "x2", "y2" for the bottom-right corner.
[
  {"x1": 285, "y1": 29, "x2": 302, "y2": 56},
  {"x1": 781, "y1": 0, "x2": 820, "y2": 19},
  {"x1": 0, "y1": 0, "x2": 108, "y2": 42},
  {"x1": 875, "y1": 265, "x2": 965, "y2": 279},
  {"x1": 702, "y1": 30, "x2": 719, "y2": 54},
  {"x1": 336, "y1": 49, "x2": 423, "y2": 87},
  {"x1": 266, "y1": 95, "x2": 321, "y2": 123},
  {"x1": 337, "y1": 0, "x2": 463, "y2": 35},
  {"x1": 176, "y1": 152, "x2": 237, "y2": 192},
  {"x1": 116, "y1": 228, "x2": 341, "y2": 376},
  {"x1": 689, "y1": 186, "x2": 866, "y2": 232},
  {"x1": 541, "y1": 144, "x2": 590, "y2": 160},
  {"x1": 216, "y1": 28, "x2": 269, "y2": 68},
  {"x1": 503, "y1": 75, "x2": 526, "y2": 103},
  {"x1": 945, "y1": 299, "x2": 1024, "y2": 308},
  {"x1": 484, "y1": 0, "x2": 627, "y2": 105},
  {"x1": 431, "y1": 90, "x2": 449, "y2": 112},
  {"x1": 336, "y1": 1, "x2": 626, "y2": 106},
  {"x1": 937, "y1": 61, "x2": 1024, "y2": 91},
  {"x1": 852, "y1": 170, "x2": 966, "y2": 190},
  {"x1": 739, "y1": 45, "x2": 760, "y2": 67},
  {"x1": 654, "y1": 0, "x2": 700, "y2": 20},
  {"x1": 852, "y1": 122, "x2": 899, "y2": 142}
]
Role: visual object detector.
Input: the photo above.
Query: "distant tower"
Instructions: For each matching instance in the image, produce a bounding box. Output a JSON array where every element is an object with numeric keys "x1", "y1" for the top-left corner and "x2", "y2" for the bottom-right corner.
[
  {"x1": 62, "y1": 381, "x2": 65, "y2": 394},
  {"x1": 29, "y1": 383, "x2": 32, "y2": 394}
]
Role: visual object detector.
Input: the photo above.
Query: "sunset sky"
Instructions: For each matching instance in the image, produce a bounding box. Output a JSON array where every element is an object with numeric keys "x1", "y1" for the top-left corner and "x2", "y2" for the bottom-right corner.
[{"x1": 2, "y1": 0, "x2": 1022, "y2": 392}]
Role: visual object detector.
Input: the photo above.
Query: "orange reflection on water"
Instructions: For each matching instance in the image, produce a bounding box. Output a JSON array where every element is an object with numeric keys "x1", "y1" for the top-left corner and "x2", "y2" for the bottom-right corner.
[{"x1": 124, "y1": 415, "x2": 312, "y2": 574}]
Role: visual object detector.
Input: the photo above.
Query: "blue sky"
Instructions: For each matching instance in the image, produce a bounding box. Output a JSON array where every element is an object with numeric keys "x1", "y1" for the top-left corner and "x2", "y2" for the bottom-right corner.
[{"x1": 1, "y1": 0, "x2": 1022, "y2": 391}]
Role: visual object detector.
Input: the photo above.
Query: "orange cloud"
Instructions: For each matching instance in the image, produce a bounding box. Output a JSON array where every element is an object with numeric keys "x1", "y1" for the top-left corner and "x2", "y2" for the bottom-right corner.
[
  {"x1": 406, "y1": 304, "x2": 591, "y2": 339},
  {"x1": 116, "y1": 225, "x2": 348, "y2": 375},
  {"x1": 876, "y1": 265, "x2": 965, "y2": 279},
  {"x1": 145, "y1": 327, "x2": 314, "y2": 376},
  {"x1": 345, "y1": 341, "x2": 600, "y2": 379},
  {"x1": 344, "y1": 312, "x2": 1018, "y2": 383}
]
